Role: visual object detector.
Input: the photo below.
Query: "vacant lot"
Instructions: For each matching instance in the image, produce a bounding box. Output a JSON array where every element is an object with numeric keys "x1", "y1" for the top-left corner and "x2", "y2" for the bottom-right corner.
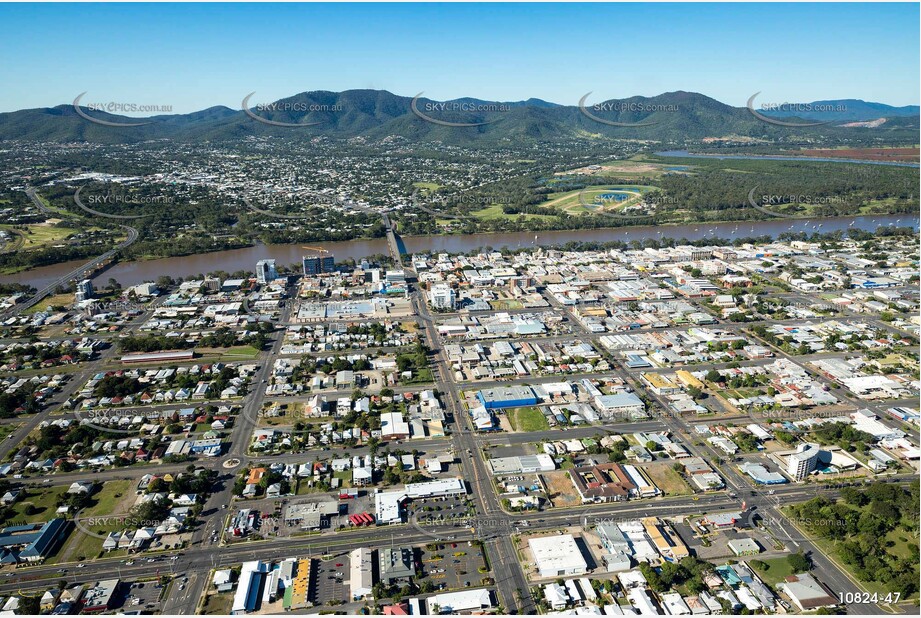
[
  {"x1": 541, "y1": 471, "x2": 580, "y2": 508},
  {"x1": 507, "y1": 407, "x2": 549, "y2": 432},
  {"x1": 81, "y1": 480, "x2": 134, "y2": 517},
  {"x1": 750, "y1": 556, "x2": 795, "y2": 586},
  {"x1": 202, "y1": 591, "x2": 233, "y2": 615},
  {"x1": 24, "y1": 293, "x2": 75, "y2": 314},
  {"x1": 643, "y1": 462, "x2": 692, "y2": 496}
]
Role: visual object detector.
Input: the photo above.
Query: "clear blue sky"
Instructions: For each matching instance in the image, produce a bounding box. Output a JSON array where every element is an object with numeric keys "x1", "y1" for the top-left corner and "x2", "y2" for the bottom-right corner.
[{"x1": 1, "y1": 2, "x2": 918, "y2": 114}]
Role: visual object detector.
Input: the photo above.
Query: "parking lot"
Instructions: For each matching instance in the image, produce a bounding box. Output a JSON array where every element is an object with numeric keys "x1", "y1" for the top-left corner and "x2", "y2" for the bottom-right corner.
[
  {"x1": 409, "y1": 494, "x2": 476, "y2": 526},
  {"x1": 312, "y1": 554, "x2": 350, "y2": 606},
  {"x1": 113, "y1": 578, "x2": 164, "y2": 612},
  {"x1": 419, "y1": 542, "x2": 490, "y2": 592}
]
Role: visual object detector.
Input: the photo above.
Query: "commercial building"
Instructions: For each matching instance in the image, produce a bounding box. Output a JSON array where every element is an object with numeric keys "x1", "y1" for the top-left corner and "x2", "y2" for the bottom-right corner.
[
  {"x1": 120, "y1": 349, "x2": 195, "y2": 364},
  {"x1": 283, "y1": 501, "x2": 339, "y2": 529},
  {"x1": 429, "y1": 284, "x2": 456, "y2": 311},
  {"x1": 375, "y1": 478, "x2": 467, "y2": 524},
  {"x1": 528, "y1": 534, "x2": 588, "y2": 578},
  {"x1": 596, "y1": 524, "x2": 633, "y2": 572},
  {"x1": 570, "y1": 462, "x2": 635, "y2": 503},
  {"x1": 642, "y1": 517, "x2": 689, "y2": 562},
  {"x1": 75, "y1": 279, "x2": 94, "y2": 302},
  {"x1": 82, "y1": 579, "x2": 119, "y2": 613},
  {"x1": 488, "y1": 454, "x2": 556, "y2": 475},
  {"x1": 349, "y1": 548, "x2": 374, "y2": 600},
  {"x1": 256, "y1": 259, "x2": 278, "y2": 284},
  {"x1": 740, "y1": 462, "x2": 787, "y2": 485},
  {"x1": 593, "y1": 393, "x2": 646, "y2": 419},
  {"x1": 232, "y1": 560, "x2": 269, "y2": 614},
  {"x1": 378, "y1": 547, "x2": 415, "y2": 585},
  {"x1": 380, "y1": 412, "x2": 410, "y2": 440},
  {"x1": 303, "y1": 253, "x2": 336, "y2": 275},
  {"x1": 424, "y1": 588, "x2": 494, "y2": 613},
  {"x1": 778, "y1": 573, "x2": 838, "y2": 611},
  {"x1": 0, "y1": 518, "x2": 71, "y2": 564},
  {"x1": 787, "y1": 443, "x2": 821, "y2": 481},
  {"x1": 728, "y1": 538, "x2": 762, "y2": 556},
  {"x1": 476, "y1": 386, "x2": 537, "y2": 410}
]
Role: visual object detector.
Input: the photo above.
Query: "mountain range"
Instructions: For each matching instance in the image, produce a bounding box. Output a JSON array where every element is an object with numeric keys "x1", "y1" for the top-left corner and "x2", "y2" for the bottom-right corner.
[{"x1": 0, "y1": 90, "x2": 917, "y2": 144}]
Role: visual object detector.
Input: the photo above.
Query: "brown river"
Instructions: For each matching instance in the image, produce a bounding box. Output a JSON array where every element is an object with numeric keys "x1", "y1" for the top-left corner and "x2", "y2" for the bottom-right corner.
[{"x1": 2, "y1": 214, "x2": 916, "y2": 289}]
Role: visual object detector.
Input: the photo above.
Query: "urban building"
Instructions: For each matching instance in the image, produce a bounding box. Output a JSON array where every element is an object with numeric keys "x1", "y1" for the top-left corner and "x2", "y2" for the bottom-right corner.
[
  {"x1": 75, "y1": 279, "x2": 94, "y2": 302},
  {"x1": 303, "y1": 253, "x2": 336, "y2": 275},
  {"x1": 428, "y1": 284, "x2": 456, "y2": 310},
  {"x1": 256, "y1": 259, "x2": 278, "y2": 284},
  {"x1": 528, "y1": 534, "x2": 588, "y2": 578},
  {"x1": 787, "y1": 443, "x2": 821, "y2": 481}
]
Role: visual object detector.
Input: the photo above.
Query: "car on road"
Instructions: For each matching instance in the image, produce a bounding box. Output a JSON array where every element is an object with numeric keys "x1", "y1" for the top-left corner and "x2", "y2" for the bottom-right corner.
[
  {"x1": 77, "y1": 564, "x2": 86, "y2": 568},
  {"x1": 335, "y1": 563, "x2": 343, "y2": 567}
]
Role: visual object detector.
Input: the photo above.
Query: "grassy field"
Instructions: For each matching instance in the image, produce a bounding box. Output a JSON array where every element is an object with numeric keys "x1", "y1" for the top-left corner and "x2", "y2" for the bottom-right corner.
[
  {"x1": 507, "y1": 406, "x2": 550, "y2": 432},
  {"x1": 0, "y1": 222, "x2": 82, "y2": 251},
  {"x1": 23, "y1": 293, "x2": 75, "y2": 314},
  {"x1": 643, "y1": 462, "x2": 692, "y2": 496},
  {"x1": 213, "y1": 345, "x2": 262, "y2": 361},
  {"x1": 0, "y1": 423, "x2": 18, "y2": 441},
  {"x1": 203, "y1": 592, "x2": 234, "y2": 615},
  {"x1": 558, "y1": 157, "x2": 691, "y2": 180},
  {"x1": 535, "y1": 184, "x2": 657, "y2": 217},
  {"x1": 750, "y1": 556, "x2": 796, "y2": 586},
  {"x1": 468, "y1": 204, "x2": 556, "y2": 222},
  {"x1": 6, "y1": 485, "x2": 70, "y2": 523},
  {"x1": 81, "y1": 480, "x2": 134, "y2": 517},
  {"x1": 413, "y1": 182, "x2": 442, "y2": 192}
]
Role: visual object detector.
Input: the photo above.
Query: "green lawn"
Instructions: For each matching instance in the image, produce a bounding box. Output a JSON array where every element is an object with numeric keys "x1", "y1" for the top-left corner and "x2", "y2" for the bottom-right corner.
[
  {"x1": 507, "y1": 406, "x2": 550, "y2": 432},
  {"x1": 750, "y1": 556, "x2": 796, "y2": 586},
  {"x1": 401, "y1": 367, "x2": 434, "y2": 385},
  {"x1": 81, "y1": 480, "x2": 133, "y2": 517},
  {"x1": 6, "y1": 486, "x2": 70, "y2": 524},
  {"x1": 469, "y1": 204, "x2": 555, "y2": 221},
  {"x1": 535, "y1": 185, "x2": 657, "y2": 218},
  {"x1": 23, "y1": 293, "x2": 75, "y2": 314},
  {"x1": 0, "y1": 223, "x2": 80, "y2": 250},
  {"x1": 413, "y1": 182, "x2": 442, "y2": 192},
  {"x1": 211, "y1": 345, "x2": 261, "y2": 361},
  {"x1": 0, "y1": 423, "x2": 18, "y2": 441}
]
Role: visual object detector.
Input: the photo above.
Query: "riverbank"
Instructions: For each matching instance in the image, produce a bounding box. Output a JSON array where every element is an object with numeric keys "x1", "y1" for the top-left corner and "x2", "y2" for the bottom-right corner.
[{"x1": 1, "y1": 213, "x2": 916, "y2": 290}]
